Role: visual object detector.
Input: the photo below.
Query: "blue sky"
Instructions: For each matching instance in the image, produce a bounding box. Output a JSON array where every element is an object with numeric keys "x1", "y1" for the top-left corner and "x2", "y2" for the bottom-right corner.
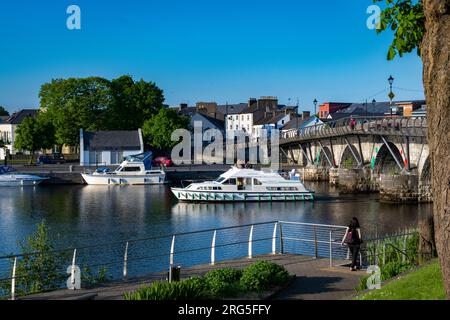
[{"x1": 0, "y1": 0, "x2": 425, "y2": 114}]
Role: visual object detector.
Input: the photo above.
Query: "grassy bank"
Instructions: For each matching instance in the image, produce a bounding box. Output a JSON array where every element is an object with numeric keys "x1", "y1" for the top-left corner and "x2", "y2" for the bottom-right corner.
[{"x1": 355, "y1": 260, "x2": 446, "y2": 300}]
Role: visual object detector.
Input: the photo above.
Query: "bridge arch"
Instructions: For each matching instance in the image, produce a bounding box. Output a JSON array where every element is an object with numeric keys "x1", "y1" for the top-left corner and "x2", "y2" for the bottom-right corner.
[
  {"x1": 420, "y1": 156, "x2": 431, "y2": 185},
  {"x1": 339, "y1": 145, "x2": 361, "y2": 169},
  {"x1": 373, "y1": 142, "x2": 404, "y2": 174},
  {"x1": 316, "y1": 146, "x2": 334, "y2": 167}
]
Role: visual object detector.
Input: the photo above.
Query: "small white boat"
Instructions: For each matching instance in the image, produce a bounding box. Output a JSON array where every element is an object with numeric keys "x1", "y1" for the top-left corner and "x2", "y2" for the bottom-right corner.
[
  {"x1": 0, "y1": 166, "x2": 48, "y2": 187},
  {"x1": 80, "y1": 152, "x2": 166, "y2": 185},
  {"x1": 171, "y1": 166, "x2": 314, "y2": 202}
]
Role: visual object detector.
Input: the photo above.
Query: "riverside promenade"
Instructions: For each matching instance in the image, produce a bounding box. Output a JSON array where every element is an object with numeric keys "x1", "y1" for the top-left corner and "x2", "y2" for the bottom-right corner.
[{"x1": 21, "y1": 254, "x2": 361, "y2": 300}]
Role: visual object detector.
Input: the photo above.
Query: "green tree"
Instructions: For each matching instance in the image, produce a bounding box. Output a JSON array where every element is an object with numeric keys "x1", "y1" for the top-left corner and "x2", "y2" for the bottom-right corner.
[
  {"x1": 106, "y1": 75, "x2": 165, "y2": 130},
  {"x1": 0, "y1": 221, "x2": 67, "y2": 297},
  {"x1": 14, "y1": 113, "x2": 55, "y2": 164},
  {"x1": 374, "y1": 0, "x2": 450, "y2": 297},
  {"x1": 0, "y1": 106, "x2": 9, "y2": 116},
  {"x1": 39, "y1": 77, "x2": 112, "y2": 147},
  {"x1": 142, "y1": 108, "x2": 189, "y2": 150}
]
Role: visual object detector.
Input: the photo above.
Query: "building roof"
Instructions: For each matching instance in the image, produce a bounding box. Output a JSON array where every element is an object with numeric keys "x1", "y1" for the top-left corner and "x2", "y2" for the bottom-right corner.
[
  {"x1": 177, "y1": 106, "x2": 197, "y2": 117},
  {"x1": 253, "y1": 113, "x2": 287, "y2": 126},
  {"x1": 4, "y1": 109, "x2": 38, "y2": 124},
  {"x1": 193, "y1": 113, "x2": 225, "y2": 130},
  {"x1": 0, "y1": 116, "x2": 9, "y2": 124},
  {"x1": 281, "y1": 116, "x2": 309, "y2": 130},
  {"x1": 217, "y1": 103, "x2": 250, "y2": 115},
  {"x1": 83, "y1": 130, "x2": 142, "y2": 151}
]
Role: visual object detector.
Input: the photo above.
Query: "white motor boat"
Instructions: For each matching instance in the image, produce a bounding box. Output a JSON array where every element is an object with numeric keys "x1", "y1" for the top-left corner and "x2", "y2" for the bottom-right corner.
[
  {"x1": 81, "y1": 152, "x2": 166, "y2": 185},
  {"x1": 171, "y1": 166, "x2": 314, "y2": 202},
  {"x1": 0, "y1": 166, "x2": 48, "y2": 187}
]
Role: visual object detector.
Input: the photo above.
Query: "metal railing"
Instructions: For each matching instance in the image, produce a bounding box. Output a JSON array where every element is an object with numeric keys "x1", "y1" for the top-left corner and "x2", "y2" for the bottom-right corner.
[{"x1": 281, "y1": 116, "x2": 427, "y2": 142}]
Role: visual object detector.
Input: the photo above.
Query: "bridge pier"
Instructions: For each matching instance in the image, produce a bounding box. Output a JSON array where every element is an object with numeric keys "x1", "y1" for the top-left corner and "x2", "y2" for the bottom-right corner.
[
  {"x1": 302, "y1": 165, "x2": 329, "y2": 181},
  {"x1": 329, "y1": 168, "x2": 339, "y2": 185},
  {"x1": 337, "y1": 168, "x2": 373, "y2": 193},
  {"x1": 378, "y1": 173, "x2": 419, "y2": 202}
]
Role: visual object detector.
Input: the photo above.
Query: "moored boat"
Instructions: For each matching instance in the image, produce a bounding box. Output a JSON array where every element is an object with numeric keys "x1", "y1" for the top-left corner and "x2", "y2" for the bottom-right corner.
[
  {"x1": 0, "y1": 166, "x2": 48, "y2": 187},
  {"x1": 171, "y1": 166, "x2": 314, "y2": 202},
  {"x1": 80, "y1": 152, "x2": 166, "y2": 185}
]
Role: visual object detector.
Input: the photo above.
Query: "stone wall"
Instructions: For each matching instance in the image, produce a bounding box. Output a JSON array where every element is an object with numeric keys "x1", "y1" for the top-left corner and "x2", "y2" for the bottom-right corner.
[
  {"x1": 379, "y1": 173, "x2": 419, "y2": 202},
  {"x1": 338, "y1": 168, "x2": 373, "y2": 193}
]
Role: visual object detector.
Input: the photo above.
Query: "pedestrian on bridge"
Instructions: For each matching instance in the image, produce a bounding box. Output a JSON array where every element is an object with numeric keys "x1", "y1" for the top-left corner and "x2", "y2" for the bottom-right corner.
[{"x1": 341, "y1": 217, "x2": 363, "y2": 271}]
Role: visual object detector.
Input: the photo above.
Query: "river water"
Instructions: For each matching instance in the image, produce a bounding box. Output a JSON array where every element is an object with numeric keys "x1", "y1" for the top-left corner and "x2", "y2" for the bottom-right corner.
[{"x1": 0, "y1": 182, "x2": 430, "y2": 257}]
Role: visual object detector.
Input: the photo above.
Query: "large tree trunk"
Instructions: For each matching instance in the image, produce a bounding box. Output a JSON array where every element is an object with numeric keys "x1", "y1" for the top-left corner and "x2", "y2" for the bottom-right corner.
[
  {"x1": 421, "y1": 0, "x2": 450, "y2": 298},
  {"x1": 418, "y1": 209, "x2": 436, "y2": 263}
]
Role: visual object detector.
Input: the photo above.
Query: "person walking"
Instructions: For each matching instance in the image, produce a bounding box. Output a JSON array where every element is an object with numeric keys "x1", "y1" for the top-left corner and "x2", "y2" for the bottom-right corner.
[{"x1": 341, "y1": 217, "x2": 363, "y2": 271}]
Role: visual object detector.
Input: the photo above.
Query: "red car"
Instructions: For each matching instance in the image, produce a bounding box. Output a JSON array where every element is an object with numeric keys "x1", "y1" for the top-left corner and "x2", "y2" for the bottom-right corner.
[{"x1": 152, "y1": 156, "x2": 173, "y2": 167}]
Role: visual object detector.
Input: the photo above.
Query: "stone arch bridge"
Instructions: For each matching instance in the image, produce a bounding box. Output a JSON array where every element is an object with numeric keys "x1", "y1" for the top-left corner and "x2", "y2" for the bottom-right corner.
[{"x1": 279, "y1": 116, "x2": 430, "y2": 202}]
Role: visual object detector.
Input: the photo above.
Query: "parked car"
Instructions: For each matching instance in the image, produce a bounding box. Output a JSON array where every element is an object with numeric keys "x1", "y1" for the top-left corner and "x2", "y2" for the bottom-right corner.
[
  {"x1": 36, "y1": 154, "x2": 66, "y2": 165},
  {"x1": 152, "y1": 156, "x2": 173, "y2": 167}
]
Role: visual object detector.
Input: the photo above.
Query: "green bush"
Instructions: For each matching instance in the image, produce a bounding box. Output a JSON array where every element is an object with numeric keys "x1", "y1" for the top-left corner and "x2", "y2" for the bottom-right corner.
[
  {"x1": 240, "y1": 261, "x2": 289, "y2": 292},
  {"x1": 342, "y1": 157, "x2": 355, "y2": 169},
  {"x1": 124, "y1": 277, "x2": 207, "y2": 300},
  {"x1": 203, "y1": 268, "x2": 243, "y2": 298}
]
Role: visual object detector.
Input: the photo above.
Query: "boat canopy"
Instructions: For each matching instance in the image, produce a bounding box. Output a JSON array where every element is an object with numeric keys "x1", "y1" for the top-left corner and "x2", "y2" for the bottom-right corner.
[
  {"x1": 0, "y1": 166, "x2": 15, "y2": 174},
  {"x1": 125, "y1": 151, "x2": 153, "y2": 170}
]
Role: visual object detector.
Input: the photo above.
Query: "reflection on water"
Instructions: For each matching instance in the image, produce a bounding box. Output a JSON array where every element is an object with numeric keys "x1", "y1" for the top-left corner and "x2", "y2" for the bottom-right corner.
[{"x1": 0, "y1": 182, "x2": 431, "y2": 255}]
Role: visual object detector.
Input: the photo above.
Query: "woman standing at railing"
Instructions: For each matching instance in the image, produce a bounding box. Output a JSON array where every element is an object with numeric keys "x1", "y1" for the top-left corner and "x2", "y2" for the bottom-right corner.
[{"x1": 341, "y1": 217, "x2": 363, "y2": 271}]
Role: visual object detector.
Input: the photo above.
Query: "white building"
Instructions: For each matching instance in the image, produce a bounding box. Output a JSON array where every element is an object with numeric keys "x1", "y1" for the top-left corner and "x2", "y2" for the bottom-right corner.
[
  {"x1": 79, "y1": 129, "x2": 144, "y2": 166},
  {"x1": 0, "y1": 109, "x2": 38, "y2": 158}
]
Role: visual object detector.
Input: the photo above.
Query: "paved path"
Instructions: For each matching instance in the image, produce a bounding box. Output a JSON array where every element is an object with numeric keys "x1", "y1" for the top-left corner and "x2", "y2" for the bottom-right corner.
[{"x1": 21, "y1": 254, "x2": 361, "y2": 300}]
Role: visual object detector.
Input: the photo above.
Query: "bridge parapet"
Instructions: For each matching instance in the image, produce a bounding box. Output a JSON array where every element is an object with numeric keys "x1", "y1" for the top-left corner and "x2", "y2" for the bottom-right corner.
[{"x1": 281, "y1": 116, "x2": 427, "y2": 144}]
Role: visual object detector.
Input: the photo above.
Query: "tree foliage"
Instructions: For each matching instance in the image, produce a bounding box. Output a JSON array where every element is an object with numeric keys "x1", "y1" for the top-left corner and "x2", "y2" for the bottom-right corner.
[
  {"x1": 38, "y1": 76, "x2": 164, "y2": 146},
  {"x1": 14, "y1": 113, "x2": 55, "y2": 162},
  {"x1": 39, "y1": 77, "x2": 112, "y2": 146},
  {"x1": 0, "y1": 106, "x2": 9, "y2": 116},
  {"x1": 0, "y1": 221, "x2": 67, "y2": 297},
  {"x1": 142, "y1": 108, "x2": 190, "y2": 150},
  {"x1": 106, "y1": 75, "x2": 164, "y2": 130},
  {"x1": 374, "y1": 0, "x2": 425, "y2": 60}
]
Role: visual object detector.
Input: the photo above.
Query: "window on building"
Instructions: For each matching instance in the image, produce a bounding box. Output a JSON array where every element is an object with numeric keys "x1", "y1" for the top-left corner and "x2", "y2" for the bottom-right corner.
[
  {"x1": 247, "y1": 115, "x2": 250, "y2": 121},
  {"x1": 253, "y1": 179, "x2": 262, "y2": 185}
]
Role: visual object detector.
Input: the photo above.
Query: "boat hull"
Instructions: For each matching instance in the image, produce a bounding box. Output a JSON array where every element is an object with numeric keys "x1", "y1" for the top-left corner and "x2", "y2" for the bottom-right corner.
[
  {"x1": 81, "y1": 173, "x2": 166, "y2": 185},
  {"x1": 170, "y1": 188, "x2": 314, "y2": 202},
  {"x1": 0, "y1": 175, "x2": 48, "y2": 187}
]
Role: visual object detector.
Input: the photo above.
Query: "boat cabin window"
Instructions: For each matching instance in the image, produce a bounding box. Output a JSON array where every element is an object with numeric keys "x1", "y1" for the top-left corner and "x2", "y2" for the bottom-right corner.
[
  {"x1": 197, "y1": 186, "x2": 222, "y2": 190},
  {"x1": 253, "y1": 179, "x2": 262, "y2": 185},
  {"x1": 266, "y1": 187, "x2": 298, "y2": 191},
  {"x1": 223, "y1": 178, "x2": 236, "y2": 185},
  {"x1": 122, "y1": 167, "x2": 141, "y2": 172},
  {"x1": 215, "y1": 177, "x2": 226, "y2": 183}
]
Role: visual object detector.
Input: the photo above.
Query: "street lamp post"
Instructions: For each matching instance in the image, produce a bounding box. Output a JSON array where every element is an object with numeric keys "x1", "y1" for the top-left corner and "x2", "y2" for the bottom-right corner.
[
  {"x1": 313, "y1": 99, "x2": 318, "y2": 117},
  {"x1": 388, "y1": 75, "x2": 395, "y2": 116}
]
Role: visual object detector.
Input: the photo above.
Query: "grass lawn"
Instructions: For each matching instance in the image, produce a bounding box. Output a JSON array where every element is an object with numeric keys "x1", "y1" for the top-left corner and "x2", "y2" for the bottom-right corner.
[{"x1": 355, "y1": 260, "x2": 446, "y2": 300}]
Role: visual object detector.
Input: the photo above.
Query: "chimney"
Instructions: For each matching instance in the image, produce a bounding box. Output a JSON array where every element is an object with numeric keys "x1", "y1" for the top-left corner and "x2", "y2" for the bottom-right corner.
[
  {"x1": 302, "y1": 111, "x2": 310, "y2": 120},
  {"x1": 179, "y1": 103, "x2": 188, "y2": 110}
]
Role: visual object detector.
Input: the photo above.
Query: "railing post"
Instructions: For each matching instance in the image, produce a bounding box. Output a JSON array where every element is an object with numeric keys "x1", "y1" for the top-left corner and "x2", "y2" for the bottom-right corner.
[
  {"x1": 278, "y1": 222, "x2": 284, "y2": 254},
  {"x1": 123, "y1": 241, "x2": 129, "y2": 279},
  {"x1": 313, "y1": 226, "x2": 318, "y2": 259},
  {"x1": 329, "y1": 231, "x2": 332, "y2": 268},
  {"x1": 272, "y1": 222, "x2": 278, "y2": 255},
  {"x1": 169, "y1": 235, "x2": 175, "y2": 282},
  {"x1": 10, "y1": 256, "x2": 17, "y2": 300},
  {"x1": 170, "y1": 235, "x2": 175, "y2": 266},
  {"x1": 211, "y1": 230, "x2": 217, "y2": 265},
  {"x1": 402, "y1": 236, "x2": 407, "y2": 263},
  {"x1": 70, "y1": 249, "x2": 77, "y2": 290},
  {"x1": 248, "y1": 225, "x2": 254, "y2": 259}
]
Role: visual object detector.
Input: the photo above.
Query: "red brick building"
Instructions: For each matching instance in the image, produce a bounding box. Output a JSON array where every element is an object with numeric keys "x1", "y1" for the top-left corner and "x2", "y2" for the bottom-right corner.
[{"x1": 318, "y1": 102, "x2": 351, "y2": 119}]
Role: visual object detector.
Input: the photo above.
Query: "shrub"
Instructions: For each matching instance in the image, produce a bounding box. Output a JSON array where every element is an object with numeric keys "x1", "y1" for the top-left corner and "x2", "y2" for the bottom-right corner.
[
  {"x1": 124, "y1": 277, "x2": 207, "y2": 300},
  {"x1": 203, "y1": 268, "x2": 243, "y2": 298},
  {"x1": 240, "y1": 261, "x2": 289, "y2": 292}
]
